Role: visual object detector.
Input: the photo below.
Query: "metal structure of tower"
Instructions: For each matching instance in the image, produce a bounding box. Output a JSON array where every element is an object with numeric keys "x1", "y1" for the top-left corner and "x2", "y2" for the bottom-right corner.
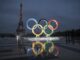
[{"x1": 16, "y1": 0, "x2": 25, "y2": 35}]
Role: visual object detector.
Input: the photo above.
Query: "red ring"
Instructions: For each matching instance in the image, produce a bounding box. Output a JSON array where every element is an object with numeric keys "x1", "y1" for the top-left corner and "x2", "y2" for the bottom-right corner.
[{"x1": 48, "y1": 19, "x2": 58, "y2": 30}]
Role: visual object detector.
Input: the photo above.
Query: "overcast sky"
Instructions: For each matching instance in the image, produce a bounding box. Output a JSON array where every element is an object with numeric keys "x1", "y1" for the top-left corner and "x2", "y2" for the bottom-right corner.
[{"x1": 0, "y1": 0, "x2": 80, "y2": 33}]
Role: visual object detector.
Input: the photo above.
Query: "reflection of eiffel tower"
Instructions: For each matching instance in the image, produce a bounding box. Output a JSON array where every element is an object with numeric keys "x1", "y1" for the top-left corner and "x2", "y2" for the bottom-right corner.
[{"x1": 16, "y1": 0, "x2": 25, "y2": 35}]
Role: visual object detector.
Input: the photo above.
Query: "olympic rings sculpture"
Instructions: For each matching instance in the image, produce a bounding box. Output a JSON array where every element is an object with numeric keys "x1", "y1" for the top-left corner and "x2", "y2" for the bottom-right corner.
[{"x1": 26, "y1": 18, "x2": 59, "y2": 37}]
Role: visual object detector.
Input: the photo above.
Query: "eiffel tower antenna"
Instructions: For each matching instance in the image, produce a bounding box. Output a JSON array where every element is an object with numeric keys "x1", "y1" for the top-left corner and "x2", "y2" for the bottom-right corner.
[{"x1": 16, "y1": 0, "x2": 25, "y2": 35}]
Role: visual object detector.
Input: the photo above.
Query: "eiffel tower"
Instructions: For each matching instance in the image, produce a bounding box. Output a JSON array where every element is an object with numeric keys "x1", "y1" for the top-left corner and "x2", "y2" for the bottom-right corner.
[
  {"x1": 16, "y1": 0, "x2": 25, "y2": 35},
  {"x1": 16, "y1": 0, "x2": 26, "y2": 54}
]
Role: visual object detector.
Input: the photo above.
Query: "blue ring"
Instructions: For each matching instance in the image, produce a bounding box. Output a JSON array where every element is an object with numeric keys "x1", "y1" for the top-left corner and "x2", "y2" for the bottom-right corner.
[{"x1": 26, "y1": 18, "x2": 38, "y2": 30}]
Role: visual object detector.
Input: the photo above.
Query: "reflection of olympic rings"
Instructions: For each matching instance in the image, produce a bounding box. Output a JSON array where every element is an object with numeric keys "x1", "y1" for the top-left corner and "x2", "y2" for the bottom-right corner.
[
  {"x1": 49, "y1": 46, "x2": 54, "y2": 53},
  {"x1": 53, "y1": 46, "x2": 60, "y2": 56},
  {"x1": 32, "y1": 42, "x2": 58, "y2": 56},
  {"x1": 31, "y1": 42, "x2": 60, "y2": 56},
  {"x1": 44, "y1": 42, "x2": 54, "y2": 53},
  {"x1": 26, "y1": 18, "x2": 58, "y2": 37},
  {"x1": 26, "y1": 18, "x2": 38, "y2": 30},
  {"x1": 32, "y1": 42, "x2": 44, "y2": 56}
]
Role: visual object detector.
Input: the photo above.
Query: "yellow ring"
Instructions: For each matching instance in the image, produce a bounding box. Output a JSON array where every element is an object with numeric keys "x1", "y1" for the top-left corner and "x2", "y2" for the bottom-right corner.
[{"x1": 32, "y1": 24, "x2": 43, "y2": 37}]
